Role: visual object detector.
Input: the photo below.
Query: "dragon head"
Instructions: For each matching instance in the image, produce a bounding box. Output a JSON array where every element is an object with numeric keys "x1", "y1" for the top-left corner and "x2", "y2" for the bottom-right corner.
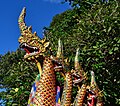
[
  {"x1": 71, "y1": 48, "x2": 88, "y2": 85},
  {"x1": 90, "y1": 71, "x2": 103, "y2": 104},
  {"x1": 18, "y1": 7, "x2": 49, "y2": 60}
]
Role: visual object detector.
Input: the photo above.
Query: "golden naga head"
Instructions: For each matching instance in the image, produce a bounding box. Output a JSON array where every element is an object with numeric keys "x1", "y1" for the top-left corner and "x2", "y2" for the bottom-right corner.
[
  {"x1": 18, "y1": 7, "x2": 49, "y2": 60},
  {"x1": 89, "y1": 71, "x2": 104, "y2": 105}
]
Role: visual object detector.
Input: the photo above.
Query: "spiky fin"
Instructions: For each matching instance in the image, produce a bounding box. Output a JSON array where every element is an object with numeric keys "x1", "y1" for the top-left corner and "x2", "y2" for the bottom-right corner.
[
  {"x1": 90, "y1": 71, "x2": 104, "y2": 105},
  {"x1": 90, "y1": 71, "x2": 99, "y2": 94},
  {"x1": 74, "y1": 48, "x2": 82, "y2": 70},
  {"x1": 56, "y1": 38, "x2": 63, "y2": 58},
  {"x1": 18, "y1": 7, "x2": 38, "y2": 38},
  {"x1": 74, "y1": 48, "x2": 87, "y2": 77},
  {"x1": 18, "y1": 8, "x2": 49, "y2": 45},
  {"x1": 18, "y1": 7, "x2": 27, "y2": 34}
]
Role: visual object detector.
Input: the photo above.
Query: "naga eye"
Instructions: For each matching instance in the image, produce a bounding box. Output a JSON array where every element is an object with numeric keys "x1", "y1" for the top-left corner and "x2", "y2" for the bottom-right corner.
[{"x1": 18, "y1": 36, "x2": 24, "y2": 42}]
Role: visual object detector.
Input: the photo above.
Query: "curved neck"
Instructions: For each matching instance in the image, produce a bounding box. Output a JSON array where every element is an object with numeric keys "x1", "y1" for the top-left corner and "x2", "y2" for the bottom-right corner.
[{"x1": 35, "y1": 59, "x2": 43, "y2": 76}]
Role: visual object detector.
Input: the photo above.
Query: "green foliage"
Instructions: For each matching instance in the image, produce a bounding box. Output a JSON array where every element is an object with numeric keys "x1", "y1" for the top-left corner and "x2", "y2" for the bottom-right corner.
[
  {"x1": 64, "y1": 0, "x2": 111, "y2": 8},
  {"x1": 45, "y1": 0, "x2": 120, "y2": 105},
  {"x1": 0, "y1": 49, "x2": 38, "y2": 106}
]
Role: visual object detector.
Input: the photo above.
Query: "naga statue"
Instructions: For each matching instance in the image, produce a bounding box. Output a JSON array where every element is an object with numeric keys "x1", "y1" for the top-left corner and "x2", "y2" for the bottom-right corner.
[{"x1": 18, "y1": 7, "x2": 104, "y2": 106}]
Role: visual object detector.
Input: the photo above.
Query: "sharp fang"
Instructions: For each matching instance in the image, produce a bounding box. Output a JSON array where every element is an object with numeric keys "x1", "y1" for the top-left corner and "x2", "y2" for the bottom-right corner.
[
  {"x1": 33, "y1": 51, "x2": 35, "y2": 53},
  {"x1": 26, "y1": 53, "x2": 29, "y2": 55},
  {"x1": 33, "y1": 47, "x2": 37, "y2": 49},
  {"x1": 24, "y1": 43, "x2": 26, "y2": 46},
  {"x1": 73, "y1": 79, "x2": 81, "y2": 83}
]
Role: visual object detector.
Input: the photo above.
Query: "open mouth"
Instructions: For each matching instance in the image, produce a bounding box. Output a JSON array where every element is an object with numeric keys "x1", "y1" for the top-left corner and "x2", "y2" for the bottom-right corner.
[
  {"x1": 87, "y1": 89, "x2": 96, "y2": 102},
  {"x1": 72, "y1": 73, "x2": 83, "y2": 84},
  {"x1": 20, "y1": 43, "x2": 40, "y2": 58}
]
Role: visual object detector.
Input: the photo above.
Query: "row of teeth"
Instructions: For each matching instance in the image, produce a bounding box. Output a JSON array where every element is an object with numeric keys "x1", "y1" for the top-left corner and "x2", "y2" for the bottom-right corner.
[
  {"x1": 73, "y1": 79, "x2": 82, "y2": 83},
  {"x1": 25, "y1": 51, "x2": 39, "y2": 56},
  {"x1": 24, "y1": 52, "x2": 39, "y2": 59},
  {"x1": 72, "y1": 73, "x2": 80, "y2": 78},
  {"x1": 23, "y1": 43, "x2": 38, "y2": 50}
]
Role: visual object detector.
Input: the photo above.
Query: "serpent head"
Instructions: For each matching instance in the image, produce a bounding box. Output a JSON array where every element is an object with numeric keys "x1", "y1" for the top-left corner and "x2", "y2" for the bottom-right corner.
[{"x1": 18, "y1": 7, "x2": 49, "y2": 60}]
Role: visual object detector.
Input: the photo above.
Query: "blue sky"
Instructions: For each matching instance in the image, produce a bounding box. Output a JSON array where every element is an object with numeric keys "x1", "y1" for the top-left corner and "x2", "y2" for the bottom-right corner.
[{"x1": 0, "y1": 0, "x2": 70, "y2": 55}]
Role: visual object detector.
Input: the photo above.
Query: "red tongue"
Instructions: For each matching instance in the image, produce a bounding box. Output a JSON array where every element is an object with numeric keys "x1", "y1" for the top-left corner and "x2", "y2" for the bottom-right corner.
[
  {"x1": 75, "y1": 78, "x2": 77, "y2": 80},
  {"x1": 24, "y1": 48, "x2": 30, "y2": 54}
]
